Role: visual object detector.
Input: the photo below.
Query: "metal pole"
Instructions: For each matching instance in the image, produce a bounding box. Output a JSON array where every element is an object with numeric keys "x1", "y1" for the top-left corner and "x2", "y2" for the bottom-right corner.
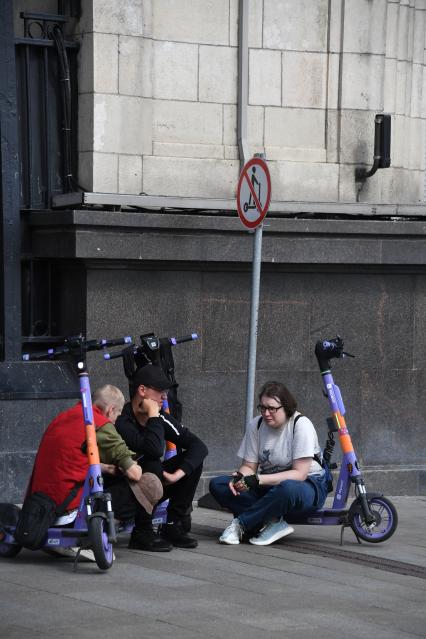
[{"x1": 245, "y1": 222, "x2": 263, "y2": 428}]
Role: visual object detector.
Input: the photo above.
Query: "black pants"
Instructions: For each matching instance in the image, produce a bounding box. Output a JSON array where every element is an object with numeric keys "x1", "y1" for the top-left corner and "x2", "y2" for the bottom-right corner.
[
  {"x1": 141, "y1": 452, "x2": 203, "y2": 523},
  {"x1": 105, "y1": 454, "x2": 203, "y2": 529},
  {"x1": 105, "y1": 477, "x2": 151, "y2": 530}
]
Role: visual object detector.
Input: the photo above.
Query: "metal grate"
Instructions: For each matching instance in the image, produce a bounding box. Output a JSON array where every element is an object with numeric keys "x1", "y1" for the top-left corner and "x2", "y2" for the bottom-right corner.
[{"x1": 15, "y1": 12, "x2": 79, "y2": 209}]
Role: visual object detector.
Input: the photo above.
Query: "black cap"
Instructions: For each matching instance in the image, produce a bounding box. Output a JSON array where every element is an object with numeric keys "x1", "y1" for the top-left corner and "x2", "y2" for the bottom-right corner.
[{"x1": 131, "y1": 365, "x2": 175, "y2": 392}]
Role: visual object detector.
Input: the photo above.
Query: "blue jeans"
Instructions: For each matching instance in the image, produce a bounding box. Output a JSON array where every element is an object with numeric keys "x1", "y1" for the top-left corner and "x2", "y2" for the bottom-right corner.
[{"x1": 209, "y1": 473, "x2": 328, "y2": 532}]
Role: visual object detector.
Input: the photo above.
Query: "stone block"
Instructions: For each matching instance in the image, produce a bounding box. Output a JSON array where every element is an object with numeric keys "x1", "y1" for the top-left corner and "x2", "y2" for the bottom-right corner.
[
  {"x1": 93, "y1": 94, "x2": 151, "y2": 155},
  {"x1": 361, "y1": 467, "x2": 422, "y2": 496},
  {"x1": 93, "y1": 33, "x2": 119, "y2": 94},
  {"x1": 326, "y1": 109, "x2": 339, "y2": 163},
  {"x1": 392, "y1": 114, "x2": 410, "y2": 168},
  {"x1": 340, "y1": 53, "x2": 385, "y2": 110},
  {"x1": 178, "y1": 370, "x2": 247, "y2": 471},
  {"x1": 224, "y1": 145, "x2": 239, "y2": 159},
  {"x1": 229, "y1": 0, "x2": 263, "y2": 48},
  {"x1": 264, "y1": 107, "x2": 326, "y2": 150},
  {"x1": 269, "y1": 160, "x2": 339, "y2": 202},
  {"x1": 397, "y1": 2, "x2": 410, "y2": 61},
  {"x1": 359, "y1": 369, "x2": 425, "y2": 466},
  {"x1": 199, "y1": 46, "x2": 238, "y2": 104},
  {"x1": 282, "y1": 52, "x2": 328, "y2": 108},
  {"x1": 92, "y1": 0, "x2": 144, "y2": 37},
  {"x1": 142, "y1": 156, "x2": 239, "y2": 198},
  {"x1": 263, "y1": 0, "x2": 328, "y2": 52},
  {"x1": 414, "y1": 275, "x2": 426, "y2": 369},
  {"x1": 119, "y1": 36, "x2": 151, "y2": 98},
  {"x1": 78, "y1": 152, "x2": 94, "y2": 191},
  {"x1": 223, "y1": 105, "x2": 265, "y2": 148},
  {"x1": 396, "y1": 61, "x2": 409, "y2": 115},
  {"x1": 339, "y1": 109, "x2": 376, "y2": 164},
  {"x1": 78, "y1": 93, "x2": 94, "y2": 153},
  {"x1": 327, "y1": 52, "x2": 340, "y2": 110},
  {"x1": 249, "y1": 49, "x2": 281, "y2": 106},
  {"x1": 151, "y1": 0, "x2": 230, "y2": 45},
  {"x1": 328, "y1": 0, "x2": 343, "y2": 53},
  {"x1": 152, "y1": 41, "x2": 198, "y2": 101},
  {"x1": 384, "y1": 57, "x2": 397, "y2": 112},
  {"x1": 408, "y1": 118, "x2": 425, "y2": 170},
  {"x1": 118, "y1": 154, "x2": 143, "y2": 194},
  {"x1": 153, "y1": 142, "x2": 224, "y2": 160},
  {"x1": 153, "y1": 100, "x2": 222, "y2": 145},
  {"x1": 413, "y1": 6, "x2": 426, "y2": 63},
  {"x1": 343, "y1": 0, "x2": 387, "y2": 55},
  {"x1": 78, "y1": 32, "x2": 94, "y2": 95},
  {"x1": 423, "y1": 68, "x2": 426, "y2": 118},
  {"x1": 385, "y1": 1, "x2": 399, "y2": 59},
  {"x1": 86, "y1": 268, "x2": 203, "y2": 370},
  {"x1": 91, "y1": 152, "x2": 118, "y2": 193},
  {"x1": 381, "y1": 238, "x2": 426, "y2": 264}
]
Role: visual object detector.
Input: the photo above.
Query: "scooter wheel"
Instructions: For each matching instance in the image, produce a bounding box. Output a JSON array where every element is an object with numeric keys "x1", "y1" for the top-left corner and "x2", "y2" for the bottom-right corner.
[
  {"x1": 0, "y1": 541, "x2": 22, "y2": 558},
  {"x1": 349, "y1": 496, "x2": 398, "y2": 543},
  {"x1": 88, "y1": 516, "x2": 114, "y2": 570}
]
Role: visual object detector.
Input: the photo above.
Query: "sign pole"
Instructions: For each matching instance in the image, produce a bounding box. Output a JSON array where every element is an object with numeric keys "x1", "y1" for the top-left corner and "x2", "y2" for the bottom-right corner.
[
  {"x1": 245, "y1": 222, "x2": 263, "y2": 428},
  {"x1": 236, "y1": 154, "x2": 271, "y2": 430}
]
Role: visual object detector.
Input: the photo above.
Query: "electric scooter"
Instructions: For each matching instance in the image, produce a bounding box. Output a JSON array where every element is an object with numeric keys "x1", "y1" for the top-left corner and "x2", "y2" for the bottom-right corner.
[
  {"x1": 286, "y1": 336, "x2": 398, "y2": 544},
  {"x1": 104, "y1": 331, "x2": 198, "y2": 528},
  {"x1": 0, "y1": 334, "x2": 132, "y2": 570}
]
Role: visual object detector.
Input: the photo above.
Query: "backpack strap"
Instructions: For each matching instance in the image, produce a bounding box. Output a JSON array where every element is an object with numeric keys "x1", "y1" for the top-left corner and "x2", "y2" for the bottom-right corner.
[
  {"x1": 257, "y1": 416, "x2": 263, "y2": 430},
  {"x1": 292, "y1": 413, "x2": 323, "y2": 467},
  {"x1": 55, "y1": 481, "x2": 84, "y2": 516}
]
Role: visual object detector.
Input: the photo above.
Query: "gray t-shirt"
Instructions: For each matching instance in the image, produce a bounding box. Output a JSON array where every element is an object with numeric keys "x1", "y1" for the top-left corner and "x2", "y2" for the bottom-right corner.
[{"x1": 237, "y1": 411, "x2": 322, "y2": 475}]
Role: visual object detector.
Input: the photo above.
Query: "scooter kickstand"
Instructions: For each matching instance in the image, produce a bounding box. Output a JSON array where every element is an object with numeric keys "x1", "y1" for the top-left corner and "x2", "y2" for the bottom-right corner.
[{"x1": 73, "y1": 548, "x2": 82, "y2": 572}]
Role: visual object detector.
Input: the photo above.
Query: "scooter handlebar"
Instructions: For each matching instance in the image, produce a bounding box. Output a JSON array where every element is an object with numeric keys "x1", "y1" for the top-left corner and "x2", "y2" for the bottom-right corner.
[
  {"x1": 22, "y1": 335, "x2": 133, "y2": 361},
  {"x1": 315, "y1": 336, "x2": 354, "y2": 372},
  {"x1": 103, "y1": 332, "x2": 198, "y2": 361},
  {"x1": 169, "y1": 333, "x2": 198, "y2": 345}
]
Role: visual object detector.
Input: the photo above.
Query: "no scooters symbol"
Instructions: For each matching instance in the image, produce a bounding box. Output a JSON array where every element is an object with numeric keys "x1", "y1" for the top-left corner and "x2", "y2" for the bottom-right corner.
[{"x1": 236, "y1": 157, "x2": 271, "y2": 229}]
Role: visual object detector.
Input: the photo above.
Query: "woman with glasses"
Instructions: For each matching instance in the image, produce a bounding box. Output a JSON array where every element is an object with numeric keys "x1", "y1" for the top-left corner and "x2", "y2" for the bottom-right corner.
[{"x1": 209, "y1": 381, "x2": 328, "y2": 545}]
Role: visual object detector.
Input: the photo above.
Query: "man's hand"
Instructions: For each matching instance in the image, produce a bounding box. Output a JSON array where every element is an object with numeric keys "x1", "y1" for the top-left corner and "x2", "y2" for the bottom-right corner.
[
  {"x1": 100, "y1": 463, "x2": 118, "y2": 476},
  {"x1": 163, "y1": 469, "x2": 185, "y2": 485},
  {"x1": 141, "y1": 397, "x2": 161, "y2": 419}
]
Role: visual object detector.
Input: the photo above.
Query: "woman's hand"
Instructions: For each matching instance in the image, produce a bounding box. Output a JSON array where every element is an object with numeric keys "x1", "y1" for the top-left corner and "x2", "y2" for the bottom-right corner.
[{"x1": 229, "y1": 462, "x2": 258, "y2": 495}]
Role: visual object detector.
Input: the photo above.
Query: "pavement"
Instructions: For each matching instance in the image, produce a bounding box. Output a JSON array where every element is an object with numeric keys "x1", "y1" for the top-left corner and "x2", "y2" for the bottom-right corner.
[{"x1": 0, "y1": 496, "x2": 425, "y2": 639}]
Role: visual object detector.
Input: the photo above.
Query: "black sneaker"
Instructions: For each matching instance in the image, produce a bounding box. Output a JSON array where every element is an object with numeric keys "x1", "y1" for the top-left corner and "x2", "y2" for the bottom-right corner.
[
  {"x1": 128, "y1": 529, "x2": 172, "y2": 552},
  {"x1": 161, "y1": 521, "x2": 198, "y2": 548}
]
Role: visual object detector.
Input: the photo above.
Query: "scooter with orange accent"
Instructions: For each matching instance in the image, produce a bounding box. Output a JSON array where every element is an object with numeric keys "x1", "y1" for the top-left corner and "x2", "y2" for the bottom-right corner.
[
  {"x1": 286, "y1": 336, "x2": 398, "y2": 544},
  {"x1": 0, "y1": 334, "x2": 132, "y2": 569}
]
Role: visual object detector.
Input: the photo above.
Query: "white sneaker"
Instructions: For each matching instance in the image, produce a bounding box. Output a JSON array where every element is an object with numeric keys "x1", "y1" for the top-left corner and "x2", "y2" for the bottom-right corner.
[
  {"x1": 219, "y1": 518, "x2": 244, "y2": 545},
  {"x1": 249, "y1": 518, "x2": 294, "y2": 546}
]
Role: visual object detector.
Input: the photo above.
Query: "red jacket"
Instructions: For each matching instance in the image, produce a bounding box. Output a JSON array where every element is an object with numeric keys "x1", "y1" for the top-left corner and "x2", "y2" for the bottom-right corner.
[{"x1": 29, "y1": 402, "x2": 109, "y2": 511}]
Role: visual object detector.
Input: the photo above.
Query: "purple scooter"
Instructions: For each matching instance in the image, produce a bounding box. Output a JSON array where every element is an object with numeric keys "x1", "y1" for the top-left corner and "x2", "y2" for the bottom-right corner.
[
  {"x1": 286, "y1": 336, "x2": 398, "y2": 544},
  {"x1": 0, "y1": 334, "x2": 132, "y2": 570}
]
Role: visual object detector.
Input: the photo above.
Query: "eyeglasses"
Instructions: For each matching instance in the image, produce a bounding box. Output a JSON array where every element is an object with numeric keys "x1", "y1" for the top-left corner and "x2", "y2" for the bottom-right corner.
[{"x1": 257, "y1": 404, "x2": 283, "y2": 414}]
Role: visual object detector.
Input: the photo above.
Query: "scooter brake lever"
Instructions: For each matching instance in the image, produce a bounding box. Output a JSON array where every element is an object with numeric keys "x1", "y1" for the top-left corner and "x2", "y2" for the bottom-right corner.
[{"x1": 342, "y1": 351, "x2": 355, "y2": 358}]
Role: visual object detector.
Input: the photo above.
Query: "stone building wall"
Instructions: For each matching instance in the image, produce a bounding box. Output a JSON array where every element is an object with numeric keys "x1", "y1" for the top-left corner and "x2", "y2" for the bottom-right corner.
[{"x1": 75, "y1": 0, "x2": 426, "y2": 203}]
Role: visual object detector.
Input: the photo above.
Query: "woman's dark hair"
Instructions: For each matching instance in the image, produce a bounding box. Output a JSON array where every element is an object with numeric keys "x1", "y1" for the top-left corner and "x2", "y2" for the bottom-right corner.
[{"x1": 258, "y1": 381, "x2": 297, "y2": 418}]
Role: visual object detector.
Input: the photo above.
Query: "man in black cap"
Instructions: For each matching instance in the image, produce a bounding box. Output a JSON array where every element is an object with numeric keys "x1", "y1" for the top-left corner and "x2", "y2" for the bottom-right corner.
[{"x1": 115, "y1": 364, "x2": 208, "y2": 551}]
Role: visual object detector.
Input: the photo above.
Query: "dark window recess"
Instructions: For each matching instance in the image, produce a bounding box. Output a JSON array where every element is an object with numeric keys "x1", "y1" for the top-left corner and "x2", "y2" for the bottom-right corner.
[
  {"x1": 22, "y1": 261, "x2": 86, "y2": 352},
  {"x1": 15, "y1": 11, "x2": 79, "y2": 210}
]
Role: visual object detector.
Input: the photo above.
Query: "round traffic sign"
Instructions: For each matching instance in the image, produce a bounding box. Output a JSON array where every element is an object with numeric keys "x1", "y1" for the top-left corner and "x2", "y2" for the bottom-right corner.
[{"x1": 236, "y1": 157, "x2": 271, "y2": 229}]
